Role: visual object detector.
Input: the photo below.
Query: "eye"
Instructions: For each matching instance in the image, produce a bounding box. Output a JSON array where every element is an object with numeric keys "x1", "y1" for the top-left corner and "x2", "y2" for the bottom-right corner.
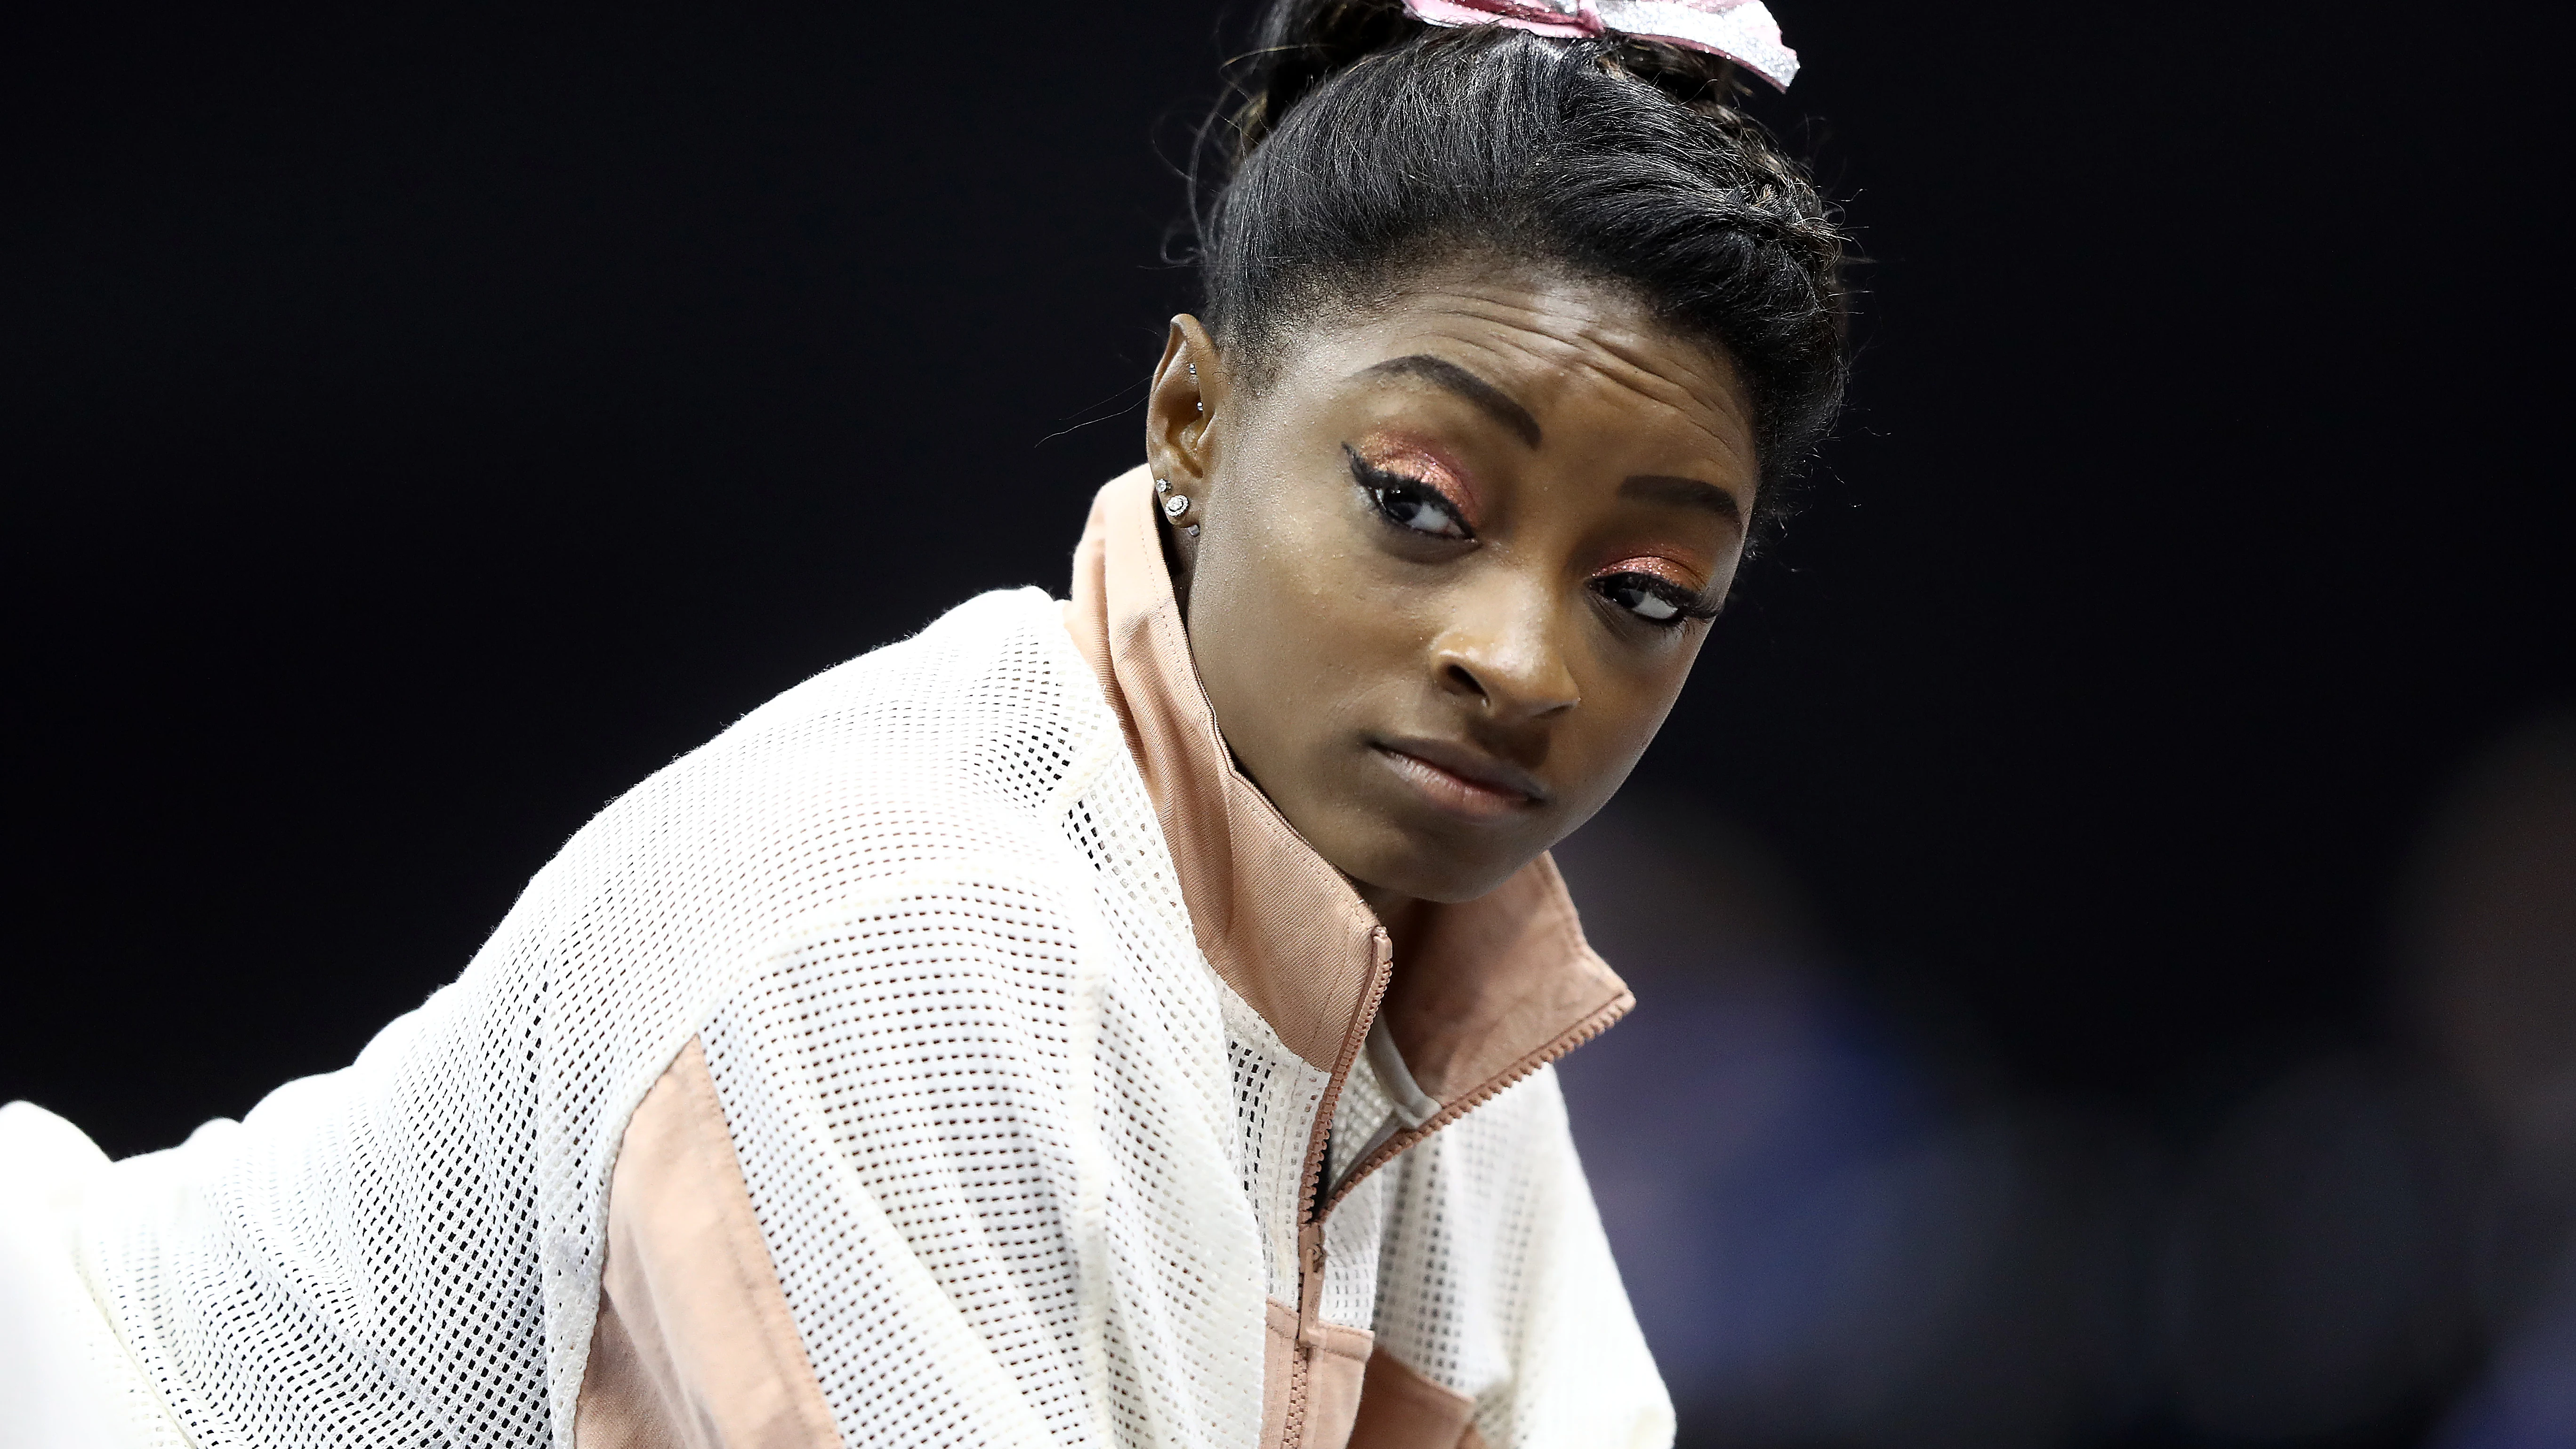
[
  {"x1": 1594, "y1": 572, "x2": 1718, "y2": 628},
  {"x1": 1346, "y1": 446, "x2": 1472, "y2": 541}
]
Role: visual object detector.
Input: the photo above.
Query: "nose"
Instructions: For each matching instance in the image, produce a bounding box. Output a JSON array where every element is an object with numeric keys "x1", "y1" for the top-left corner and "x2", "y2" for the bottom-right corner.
[{"x1": 1431, "y1": 573, "x2": 1582, "y2": 724}]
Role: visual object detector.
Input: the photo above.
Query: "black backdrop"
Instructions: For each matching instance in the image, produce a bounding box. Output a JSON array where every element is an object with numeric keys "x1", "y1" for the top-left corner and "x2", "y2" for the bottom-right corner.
[{"x1": 5, "y1": 0, "x2": 2569, "y2": 1405}]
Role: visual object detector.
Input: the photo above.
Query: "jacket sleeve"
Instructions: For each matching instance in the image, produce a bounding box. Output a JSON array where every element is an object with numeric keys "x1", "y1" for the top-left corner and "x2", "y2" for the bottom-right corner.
[{"x1": 1365, "y1": 1065, "x2": 1676, "y2": 1449}]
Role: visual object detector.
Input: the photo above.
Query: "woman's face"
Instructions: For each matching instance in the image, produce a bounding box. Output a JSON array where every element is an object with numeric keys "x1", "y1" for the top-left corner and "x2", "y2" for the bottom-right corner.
[{"x1": 1147, "y1": 260, "x2": 1759, "y2": 905}]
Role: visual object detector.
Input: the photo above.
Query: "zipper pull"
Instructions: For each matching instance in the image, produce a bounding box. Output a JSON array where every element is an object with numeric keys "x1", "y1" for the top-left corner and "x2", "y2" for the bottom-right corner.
[{"x1": 1296, "y1": 1221, "x2": 1328, "y2": 1349}]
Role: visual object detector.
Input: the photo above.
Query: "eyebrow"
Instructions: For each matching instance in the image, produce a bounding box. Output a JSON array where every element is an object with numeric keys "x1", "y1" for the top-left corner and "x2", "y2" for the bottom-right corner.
[
  {"x1": 1620, "y1": 473, "x2": 1741, "y2": 520},
  {"x1": 1355, "y1": 354, "x2": 1543, "y2": 448}
]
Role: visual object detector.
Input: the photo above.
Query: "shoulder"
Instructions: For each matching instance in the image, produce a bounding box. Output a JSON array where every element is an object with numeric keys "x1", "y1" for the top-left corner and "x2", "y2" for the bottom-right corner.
[
  {"x1": 615, "y1": 587, "x2": 1102, "y2": 848},
  {"x1": 514, "y1": 587, "x2": 1123, "y2": 986},
  {"x1": 724, "y1": 585, "x2": 1101, "y2": 782},
  {"x1": 734, "y1": 587, "x2": 1088, "y2": 733}
]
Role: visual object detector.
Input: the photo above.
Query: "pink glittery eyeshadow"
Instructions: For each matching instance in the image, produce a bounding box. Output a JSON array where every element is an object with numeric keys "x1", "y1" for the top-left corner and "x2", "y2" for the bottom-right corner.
[{"x1": 1352, "y1": 433, "x2": 1481, "y2": 529}]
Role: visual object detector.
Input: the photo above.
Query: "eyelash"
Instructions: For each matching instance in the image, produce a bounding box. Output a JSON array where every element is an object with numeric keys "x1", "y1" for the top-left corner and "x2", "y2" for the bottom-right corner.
[
  {"x1": 1592, "y1": 572, "x2": 1722, "y2": 628},
  {"x1": 1348, "y1": 446, "x2": 1472, "y2": 540},
  {"x1": 1344, "y1": 445, "x2": 1717, "y2": 628}
]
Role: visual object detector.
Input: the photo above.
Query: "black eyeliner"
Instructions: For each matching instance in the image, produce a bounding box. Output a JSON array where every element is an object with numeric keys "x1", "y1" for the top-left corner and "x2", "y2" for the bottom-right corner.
[
  {"x1": 1600, "y1": 571, "x2": 1723, "y2": 626},
  {"x1": 1343, "y1": 443, "x2": 1473, "y2": 540}
]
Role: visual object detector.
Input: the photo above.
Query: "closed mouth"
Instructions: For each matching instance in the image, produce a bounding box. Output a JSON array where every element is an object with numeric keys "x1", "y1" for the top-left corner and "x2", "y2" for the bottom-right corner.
[{"x1": 1372, "y1": 738, "x2": 1547, "y2": 820}]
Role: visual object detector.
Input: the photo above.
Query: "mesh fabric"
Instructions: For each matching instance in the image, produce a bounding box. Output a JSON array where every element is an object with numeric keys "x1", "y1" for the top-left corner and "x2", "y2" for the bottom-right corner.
[{"x1": 34, "y1": 586, "x2": 1666, "y2": 1448}]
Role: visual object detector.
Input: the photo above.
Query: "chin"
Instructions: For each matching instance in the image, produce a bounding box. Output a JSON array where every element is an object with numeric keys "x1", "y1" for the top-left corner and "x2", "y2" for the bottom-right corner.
[{"x1": 1342, "y1": 820, "x2": 1535, "y2": 905}]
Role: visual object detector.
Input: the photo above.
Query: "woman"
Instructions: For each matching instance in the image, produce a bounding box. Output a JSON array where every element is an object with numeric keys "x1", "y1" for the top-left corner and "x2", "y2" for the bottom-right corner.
[{"x1": 0, "y1": 1, "x2": 1845, "y2": 1445}]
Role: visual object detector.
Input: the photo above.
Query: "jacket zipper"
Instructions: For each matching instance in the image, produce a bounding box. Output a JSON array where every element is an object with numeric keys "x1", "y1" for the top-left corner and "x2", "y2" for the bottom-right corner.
[
  {"x1": 1272, "y1": 930, "x2": 1630, "y2": 1445},
  {"x1": 1323, "y1": 993, "x2": 1629, "y2": 1216},
  {"x1": 1275, "y1": 926, "x2": 1393, "y2": 1449}
]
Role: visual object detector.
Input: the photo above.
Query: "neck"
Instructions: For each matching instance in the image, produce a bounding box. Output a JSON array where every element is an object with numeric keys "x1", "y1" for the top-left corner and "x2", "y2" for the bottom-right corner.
[{"x1": 1352, "y1": 880, "x2": 1427, "y2": 962}]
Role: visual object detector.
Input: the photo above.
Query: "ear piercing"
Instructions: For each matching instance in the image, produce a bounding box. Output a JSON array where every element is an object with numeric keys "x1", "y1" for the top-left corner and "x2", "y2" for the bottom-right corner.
[
  {"x1": 1190, "y1": 362, "x2": 1203, "y2": 414},
  {"x1": 1155, "y1": 477, "x2": 1199, "y2": 537}
]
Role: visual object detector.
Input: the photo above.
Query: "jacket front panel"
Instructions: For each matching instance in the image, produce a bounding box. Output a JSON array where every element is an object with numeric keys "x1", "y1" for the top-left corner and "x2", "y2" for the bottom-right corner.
[{"x1": 28, "y1": 474, "x2": 1670, "y2": 1449}]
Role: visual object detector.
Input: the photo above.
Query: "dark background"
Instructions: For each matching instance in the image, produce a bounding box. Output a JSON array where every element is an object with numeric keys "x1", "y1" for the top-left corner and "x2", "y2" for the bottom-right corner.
[{"x1": 5, "y1": 4, "x2": 2569, "y2": 1445}]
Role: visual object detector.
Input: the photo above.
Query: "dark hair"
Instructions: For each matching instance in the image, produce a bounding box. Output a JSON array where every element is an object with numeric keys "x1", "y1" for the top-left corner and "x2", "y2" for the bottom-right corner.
[{"x1": 1193, "y1": 0, "x2": 1850, "y2": 533}]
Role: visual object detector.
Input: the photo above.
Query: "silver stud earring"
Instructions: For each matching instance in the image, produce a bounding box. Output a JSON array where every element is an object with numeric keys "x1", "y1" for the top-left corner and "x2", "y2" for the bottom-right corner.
[
  {"x1": 1162, "y1": 493, "x2": 1192, "y2": 519},
  {"x1": 1185, "y1": 523, "x2": 1200, "y2": 539},
  {"x1": 1154, "y1": 477, "x2": 1171, "y2": 496}
]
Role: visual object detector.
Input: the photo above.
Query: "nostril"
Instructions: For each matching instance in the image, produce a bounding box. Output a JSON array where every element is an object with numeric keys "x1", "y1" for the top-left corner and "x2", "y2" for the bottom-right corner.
[{"x1": 1443, "y1": 661, "x2": 1487, "y2": 701}]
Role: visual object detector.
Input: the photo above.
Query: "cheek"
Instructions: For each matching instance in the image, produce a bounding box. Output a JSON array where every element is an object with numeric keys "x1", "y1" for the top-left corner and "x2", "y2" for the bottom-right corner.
[
  {"x1": 1189, "y1": 494, "x2": 1397, "y2": 736},
  {"x1": 1562, "y1": 635, "x2": 1701, "y2": 793}
]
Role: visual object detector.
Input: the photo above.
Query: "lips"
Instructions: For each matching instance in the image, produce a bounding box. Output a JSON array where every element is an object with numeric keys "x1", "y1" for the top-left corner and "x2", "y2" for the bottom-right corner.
[{"x1": 1373, "y1": 736, "x2": 1547, "y2": 820}]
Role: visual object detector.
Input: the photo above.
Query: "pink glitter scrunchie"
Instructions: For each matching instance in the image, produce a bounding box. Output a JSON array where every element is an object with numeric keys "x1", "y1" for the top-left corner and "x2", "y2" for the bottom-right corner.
[{"x1": 1403, "y1": 0, "x2": 1800, "y2": 89}]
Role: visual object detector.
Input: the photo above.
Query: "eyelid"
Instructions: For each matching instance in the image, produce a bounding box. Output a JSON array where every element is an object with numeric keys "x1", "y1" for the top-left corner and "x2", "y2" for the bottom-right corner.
[
  {"x1": 1344, "y1": 444, "x2": 1477, "y2": 536},
  {"x1": 1346, "y1": 436, "x2": 1481, "y2": 531},
  {"x1": 1594, "y1": 555, "x2": 1707, "y2": 593},
  {"x1": 1594, "y1": 560, "x2": 1723, "y2": 621}
]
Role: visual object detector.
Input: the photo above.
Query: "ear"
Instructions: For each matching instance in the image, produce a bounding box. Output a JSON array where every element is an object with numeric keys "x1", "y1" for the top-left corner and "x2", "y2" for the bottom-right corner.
[{"x1": 1144, "y1": 314, "x2": 1224, "y2": 504}]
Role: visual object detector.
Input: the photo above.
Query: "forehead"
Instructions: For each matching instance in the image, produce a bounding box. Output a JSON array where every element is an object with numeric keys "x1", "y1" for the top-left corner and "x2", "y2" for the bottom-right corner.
[{"x1": 1274, "y1": 263, "x2": 1757, "y2": 475}]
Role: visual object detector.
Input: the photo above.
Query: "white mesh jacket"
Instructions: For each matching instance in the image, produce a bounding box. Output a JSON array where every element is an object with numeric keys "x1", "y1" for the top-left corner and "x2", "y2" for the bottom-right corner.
[{"x1": 0, "y1": 468, "x2": 1672, "y2": 1449}]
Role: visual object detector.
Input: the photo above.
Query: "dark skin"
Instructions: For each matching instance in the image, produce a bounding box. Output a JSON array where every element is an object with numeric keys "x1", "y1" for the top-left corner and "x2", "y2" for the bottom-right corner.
[{"x1": 1143, "y1": 259, "x2": 1761, "y2": 953}]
